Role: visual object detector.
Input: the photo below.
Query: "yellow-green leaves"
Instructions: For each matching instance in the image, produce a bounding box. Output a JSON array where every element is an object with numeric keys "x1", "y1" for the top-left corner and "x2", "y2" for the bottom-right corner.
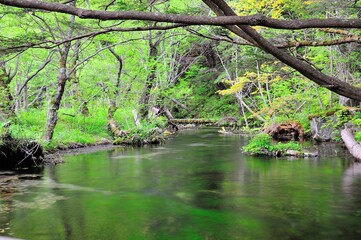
[
  {"x1": 232, "y1": 0, "x2": 286, "y2": 19},
  {"x1": 232, "y1": 0, "x2": 316, "y2": 19},
  {"x1": 217, "y1": 77, "x2": 250, "y2": 95},
  {"x1": 217, "y1": 70, "x2": 282, "y2": 96}
]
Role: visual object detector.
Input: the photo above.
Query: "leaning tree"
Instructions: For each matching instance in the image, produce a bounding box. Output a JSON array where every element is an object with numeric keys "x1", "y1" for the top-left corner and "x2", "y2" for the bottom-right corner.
[{"x1": 0, "y1": 0, "x2": 360, "y2": 102}]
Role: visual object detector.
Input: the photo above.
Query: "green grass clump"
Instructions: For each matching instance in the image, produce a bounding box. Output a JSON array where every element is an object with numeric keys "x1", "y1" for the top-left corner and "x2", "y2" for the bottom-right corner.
[
  {"x1": 243, "y1": 133, "x2": 273, "y2": 154},
  {"x1": 243, "y1": 133, "x2": 301, "y2": 155},
  {"x1": 355, "y1": 132, "x2": 361, "y2": 142}
]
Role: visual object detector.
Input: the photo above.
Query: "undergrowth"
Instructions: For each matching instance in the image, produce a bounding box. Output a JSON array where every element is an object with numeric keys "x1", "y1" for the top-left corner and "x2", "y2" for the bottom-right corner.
[
  {"x1": 2, "y1": 107, "x2": 172, "y2": 151},
  {"x1": 243, "y1": 133, "x2": 301, "y2": 155}
]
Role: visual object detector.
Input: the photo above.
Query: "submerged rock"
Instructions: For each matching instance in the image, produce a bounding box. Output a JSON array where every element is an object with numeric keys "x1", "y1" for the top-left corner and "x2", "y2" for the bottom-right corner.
[{"x1": 285, "y1": 150, "x2": 318, "y2": 157}]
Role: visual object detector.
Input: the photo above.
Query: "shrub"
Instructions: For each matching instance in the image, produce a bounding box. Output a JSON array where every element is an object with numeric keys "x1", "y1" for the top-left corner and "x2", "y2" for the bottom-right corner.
[{"x1": 242, "y1": 133, "x2": 274, "y2": 154}]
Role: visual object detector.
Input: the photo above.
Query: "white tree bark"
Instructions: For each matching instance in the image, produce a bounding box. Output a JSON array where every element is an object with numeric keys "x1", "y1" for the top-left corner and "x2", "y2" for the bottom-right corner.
[{"x1": 341, "y1": 128, "x2": 361, "y2": 161}]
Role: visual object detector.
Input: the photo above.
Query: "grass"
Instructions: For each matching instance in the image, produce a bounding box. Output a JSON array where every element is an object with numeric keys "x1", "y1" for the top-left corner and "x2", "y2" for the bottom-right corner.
[
  {"x1": 4, "y1": 107, "x2": 110, "y2": 150},
  {"x1": 243, "y1": 133, "x2": 301, "y2": 155},
  {"x1": 2, "y1": 106, "x2": 171, "y2": 151}
]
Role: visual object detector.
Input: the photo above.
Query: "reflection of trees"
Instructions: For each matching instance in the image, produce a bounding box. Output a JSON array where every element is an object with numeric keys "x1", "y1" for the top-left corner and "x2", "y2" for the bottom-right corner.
[
  {"x1": 192, "y1": 170, "x2": 224, "y2": 210},
  {"x1": 242, "y1": 155, "x2": 352, "y2": 239},
  {"x1": 342, "y1": 162, "x2": 361, "y2": 194},
  {"x1": 0, "y1": 173, "x2": 17, "y2": 234},
  {"x1": 338, "y1": 162, "x2": 361, "y2": 239},
  {"x1": 0, "y1": 169, "x2": 44, "y2": 235}
]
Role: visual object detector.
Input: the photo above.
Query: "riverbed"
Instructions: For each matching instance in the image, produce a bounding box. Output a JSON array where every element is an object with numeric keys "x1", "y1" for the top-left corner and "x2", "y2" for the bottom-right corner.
[{"x1": 1, "y1": 128, "x2": 361, "y2": 239}]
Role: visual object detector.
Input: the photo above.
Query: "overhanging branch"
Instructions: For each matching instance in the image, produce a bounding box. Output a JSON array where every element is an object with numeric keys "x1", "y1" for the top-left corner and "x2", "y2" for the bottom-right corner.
[
  {"x1": 1, "y1": 0, "x2": 361, "y2": 29},
  {"x1": 0, "y1": 24, "x2": 186, "y2": 52},
  {"x1": 203, "y1": 0, "x2": 361, "y2": 102}
]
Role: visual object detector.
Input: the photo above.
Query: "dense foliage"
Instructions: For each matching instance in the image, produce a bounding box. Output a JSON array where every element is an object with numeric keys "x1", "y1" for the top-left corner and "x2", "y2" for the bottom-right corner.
[{"x1": 0, "y1": 0, "x2": 360, "y2": 149}]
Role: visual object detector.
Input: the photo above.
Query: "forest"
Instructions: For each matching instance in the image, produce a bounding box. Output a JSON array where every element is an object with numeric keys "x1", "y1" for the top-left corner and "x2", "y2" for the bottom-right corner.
[
  {"x1": 2, "y1": 1, "x2": 361, "y2": 239},
  {"x1": 1, "y1": 0, "x2": 361, "y2": 162}
]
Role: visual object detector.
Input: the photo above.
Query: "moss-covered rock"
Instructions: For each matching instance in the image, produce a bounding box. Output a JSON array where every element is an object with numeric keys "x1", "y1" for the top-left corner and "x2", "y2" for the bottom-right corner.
[
  {"x1": 242, "y1": 133, "x2": 317, "y2": 157},
  {"x1": 113, "y1": 127, "x2": 169, "y2": 146}
]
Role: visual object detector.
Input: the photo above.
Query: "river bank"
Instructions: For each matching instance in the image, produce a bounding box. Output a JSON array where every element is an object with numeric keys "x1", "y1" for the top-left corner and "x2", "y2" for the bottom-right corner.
[{"x1": 1, "y1": 128, "x2": 361, "y2": 240}]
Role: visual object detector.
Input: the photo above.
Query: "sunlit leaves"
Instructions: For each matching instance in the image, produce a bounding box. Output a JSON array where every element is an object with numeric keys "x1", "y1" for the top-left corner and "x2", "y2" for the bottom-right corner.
[
  {"x1": 217, "y1": 69, "x2": 282, "y2": 96},
  {"x1": 231, "y1": 0, "x2": 315, "y2": 19}
]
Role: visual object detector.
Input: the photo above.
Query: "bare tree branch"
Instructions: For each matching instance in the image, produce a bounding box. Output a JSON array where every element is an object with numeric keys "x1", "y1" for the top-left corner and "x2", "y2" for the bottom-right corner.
[
  {"x1": 18, "y1": 51, "x2": 54, "y2": 95},
  {"x1": 1, "y1": 0, "x2": 361, "y2": 29},
  {"x1": 0, "y1": 23, "x2": 186, "y2": 52},
  {"x1": 277, "y1": 35, "x2": 361, "y2": 48}
]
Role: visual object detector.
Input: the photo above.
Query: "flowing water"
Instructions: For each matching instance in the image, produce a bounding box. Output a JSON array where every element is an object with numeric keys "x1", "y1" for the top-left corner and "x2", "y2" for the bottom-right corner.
[{"x1": 1, "y1": 128, "x2": 361, "y2": 240}]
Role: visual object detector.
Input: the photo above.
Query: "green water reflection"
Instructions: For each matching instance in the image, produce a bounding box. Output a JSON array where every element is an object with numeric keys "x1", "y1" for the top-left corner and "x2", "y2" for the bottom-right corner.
[{"x1": 1, "y1": 128, "x2": 361, "y2": 239}]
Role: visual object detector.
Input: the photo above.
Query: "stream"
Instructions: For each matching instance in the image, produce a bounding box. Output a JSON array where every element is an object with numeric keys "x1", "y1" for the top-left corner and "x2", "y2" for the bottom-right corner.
[{"x1": 1, "y1": 128, "x2": 361, "y2": 240}]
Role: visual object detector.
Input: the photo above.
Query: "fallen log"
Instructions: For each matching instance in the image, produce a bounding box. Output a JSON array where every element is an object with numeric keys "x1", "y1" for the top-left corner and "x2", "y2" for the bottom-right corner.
[
  {"x1": 341, "y1": 128, "x2": 361, "y2": 161},
  {"x1": 172, "y1": 119, "x2": 217, "y2": 124}
]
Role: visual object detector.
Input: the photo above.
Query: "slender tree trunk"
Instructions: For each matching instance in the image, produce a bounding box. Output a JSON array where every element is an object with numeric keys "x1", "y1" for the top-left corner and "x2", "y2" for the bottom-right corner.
[
  {"x1": 0, "y1": 62, "x2": 14, "y2": 118},
  {"x1": 235, "y1": 92, "x2": 249, "y2": 128},
  {"x1": 235, "y1": 92, "x2": 265, "y2": 122},
  {"x1": 107, "y1": 47, "x2": 123, "y2": 121},
  {"x1": 139, "y1": 33, "x2": 160, "y2": 119},
  {"x1": 23, "y1": 83, "x2": 28, "y2": 111},
  {"x1": 15, "y1": 82, "x2": 21, "y2": 112},
  {"x1": 44, "y1": 6, "x2": 75, "y2": 141},
  {"x1": 105, "y1": 46, "x2": 127, "y2": 137},
  {"x1": 44, "y1": 46, "x2": 71, "y2": 141},
  {"x1": 69, "y1": 40, "x2": 89, "y2": 115}
]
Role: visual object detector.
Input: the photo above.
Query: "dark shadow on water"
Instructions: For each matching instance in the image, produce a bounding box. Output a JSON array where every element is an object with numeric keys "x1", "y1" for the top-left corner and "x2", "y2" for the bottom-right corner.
[{"x1": 192, "y1": 170, "x2": 224, "y2": 210}]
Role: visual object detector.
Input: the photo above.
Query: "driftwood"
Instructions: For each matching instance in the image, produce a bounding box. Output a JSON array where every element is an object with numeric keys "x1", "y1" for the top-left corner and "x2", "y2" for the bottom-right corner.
[
  {"x1": 341, "y1": 128, "x2": 361, "y2": 161},
  {"x1": 264, "y1": 122, "x2": 304, "y2": 141}
]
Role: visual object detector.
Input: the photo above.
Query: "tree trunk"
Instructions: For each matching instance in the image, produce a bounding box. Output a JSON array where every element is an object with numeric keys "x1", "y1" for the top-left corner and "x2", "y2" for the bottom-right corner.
[
  {"x1": 106, "y1": 46, "x2": 123, "y2": 119},
  {"x1": 139, "y1": 30, "x2": 161, "y2": 119},
  {"x1": 44, "y1": 56, "x2": 70, "y2": 141},
  {"x1": 44, "y1": 6, "x2": 75, "y2": 141},
  {"x1": 341, "y1": 128, "x2": 361, "y2": 161},
  {"x1": 105, "y1": 46, "x2": 124, "y2": 137},
  {"x1": 0, "y1": 63, "x2": 14, "y2": 118},
  {"x1": 69, "y1": 40, "x2": 89, "y2": 115},
  {"x1": 23, "y1": 82, "x2": 28, "y2": 111}
]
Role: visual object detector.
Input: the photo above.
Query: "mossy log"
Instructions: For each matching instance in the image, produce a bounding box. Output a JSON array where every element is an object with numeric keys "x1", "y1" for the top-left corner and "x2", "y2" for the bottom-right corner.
[
  {"x1": 172, "y1": 119, "x2": 217, "y2": 124},
  {"x1": 341, "y1": 128, "x2": 361, "y2": 161},
  {"x1": 113, "y1": 128, "x2": 168, "y2": 146}
]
